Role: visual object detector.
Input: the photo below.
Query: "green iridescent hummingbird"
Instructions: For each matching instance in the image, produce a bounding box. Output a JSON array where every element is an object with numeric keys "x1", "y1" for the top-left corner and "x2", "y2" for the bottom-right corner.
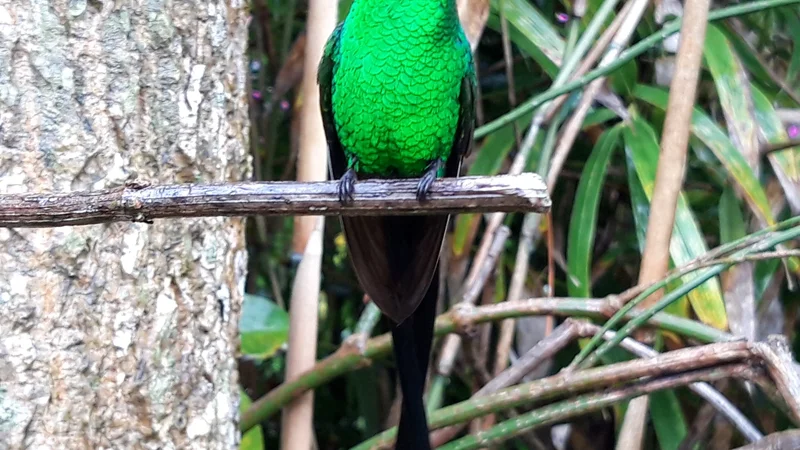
[{"x1": 317, "y1": 0, "x2": 476, "y2": 448}]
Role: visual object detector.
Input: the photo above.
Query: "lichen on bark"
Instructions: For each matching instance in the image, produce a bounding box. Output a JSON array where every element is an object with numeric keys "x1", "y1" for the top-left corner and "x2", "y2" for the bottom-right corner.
[{"x1": 0, "y1": 0, "x2": 250, "y2": 448}]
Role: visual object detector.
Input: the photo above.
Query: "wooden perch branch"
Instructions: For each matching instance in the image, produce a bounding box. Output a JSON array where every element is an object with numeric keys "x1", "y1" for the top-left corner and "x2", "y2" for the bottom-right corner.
[{"x1": 0, "y1": 174, "x2": 550, "y2": 228}]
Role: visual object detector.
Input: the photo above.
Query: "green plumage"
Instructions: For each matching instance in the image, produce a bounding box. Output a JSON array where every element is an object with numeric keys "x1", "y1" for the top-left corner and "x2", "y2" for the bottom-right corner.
[{"x1": 324, "y1": 0, "x2": 475, "y2": 177}]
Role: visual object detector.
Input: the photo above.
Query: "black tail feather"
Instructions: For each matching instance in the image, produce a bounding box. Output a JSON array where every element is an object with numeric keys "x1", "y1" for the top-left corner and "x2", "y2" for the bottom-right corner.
[{"x1": 392, "y1": 274, "x2": 438, "y2": 450}]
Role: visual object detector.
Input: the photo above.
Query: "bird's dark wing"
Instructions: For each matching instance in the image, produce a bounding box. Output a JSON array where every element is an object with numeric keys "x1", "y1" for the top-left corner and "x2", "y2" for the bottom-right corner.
[
  {"x1": 317, "y1": 22, "x2": 347, "y2": 181},
  {"x1": 445, "y1": 58, "x2": 477, "y2": 178},
  {"x1": 318, "y1": 29, "x2": 477, "y2": 324}
]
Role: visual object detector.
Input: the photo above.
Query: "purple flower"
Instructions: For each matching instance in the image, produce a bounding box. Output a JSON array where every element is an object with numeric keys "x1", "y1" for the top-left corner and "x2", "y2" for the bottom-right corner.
[
  {"x1": 556, "y1": 12, "x2": 570, "y2": 24},
  {"x1": 788, "y1": 124, "x2": 799, "y2": 139},
  {"x1": 252, "y1": 90, "x2": 263, "y2": 101}
]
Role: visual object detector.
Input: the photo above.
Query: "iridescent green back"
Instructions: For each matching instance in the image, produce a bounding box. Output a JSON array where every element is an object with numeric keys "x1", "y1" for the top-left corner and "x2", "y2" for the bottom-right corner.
[{"x1": 329, "y1": 0, "x2": 473, "y2": 177}]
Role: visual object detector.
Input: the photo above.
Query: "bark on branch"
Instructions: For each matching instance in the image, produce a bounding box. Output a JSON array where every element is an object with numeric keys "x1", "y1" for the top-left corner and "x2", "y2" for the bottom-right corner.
[{"x1": 0, "y1": 174, "x2": 551, "y2": 228}]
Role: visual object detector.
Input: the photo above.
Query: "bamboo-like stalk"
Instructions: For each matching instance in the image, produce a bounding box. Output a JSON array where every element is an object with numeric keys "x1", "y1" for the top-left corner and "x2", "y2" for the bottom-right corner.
[
  {"x1": 456, "y1": 0, "x2": 490, "y2": 51},
  {"x1": 281, "y1": 218, "x2": 325, "y2": 450},
  {"x1": 617, "y1": 0, "x2": 712, "y2": 445},
  {"x1": 282, "y1": 0, "x2": 337, "y2": 447},
  {"x1": 291, "y1": 0, "x2": 336, "y2": 253}
]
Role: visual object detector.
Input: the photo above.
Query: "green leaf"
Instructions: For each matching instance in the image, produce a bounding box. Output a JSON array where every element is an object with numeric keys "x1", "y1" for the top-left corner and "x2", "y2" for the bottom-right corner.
[
  {"x1": 609, "y1": 59, "x2": 638, "y2": 98},
  {"x1": 704, "y1": 24, "x2": 760, "y2": 169},
  {"x1": 719, "y1": 187, "x2": 747, "y2": 244},
  {"x1": 240, "y1": 390, "x2": 265, "y2": 450},
  {"x1": 750, "y1": 85, "x2": 800, "y2": 274},
  {"x1": 634, "y1": 84, "x2": 775, "y2": 227},
  {"x1": 452, "y1": 214, "x2": 481, "y2": 258},
  {"x1": 721, "y1": 25, "x2": 779, "y2": 91},
  {"x1": 567, "y1": 125, "x2": 622, "y2": 297},
  {"x1": 623, "y1": 112, "x2": 728, "y2": 329},
  {"x1": 650, "y1": 390, "x2": 688, "y2": 450},
  {"x1": 487, "y1": 0, "x2": 564, "y2": 77},
  {"x1": 240, "y1": 294, "x2": 290, "y2": 359},
  {"x1": 583, "y1": 108, "x2": 618, "y2": 128},
  {"x1": 751, "y1": 85, "x2": 800, "y2": 189},
  {"x1": 624, "y1": 148, "x2": 689, "y2": 318}
]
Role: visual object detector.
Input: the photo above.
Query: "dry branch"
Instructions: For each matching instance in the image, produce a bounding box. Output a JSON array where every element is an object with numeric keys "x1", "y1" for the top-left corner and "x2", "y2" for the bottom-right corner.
[
  {"x1": 431, "y1": 319, "x2": 762, "y2": 446},
  {"x1": 359, "y1": 341, "x2": 770, "y2": 449},
  {"x1": 0, "y1": 174, "x2": 550, "y2": 228},
  {"x1": 240, "y1": 297, "x2": 732, "y2": 432}
]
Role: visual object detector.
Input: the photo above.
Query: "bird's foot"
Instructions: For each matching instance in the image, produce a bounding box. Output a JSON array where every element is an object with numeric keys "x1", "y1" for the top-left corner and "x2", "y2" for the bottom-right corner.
[
  {"x1": 416, "y1": 159, "x2": 443, "y2": 202},
  {"x1": 338, "y1": 168, "x2": 357, "y2": 204}
]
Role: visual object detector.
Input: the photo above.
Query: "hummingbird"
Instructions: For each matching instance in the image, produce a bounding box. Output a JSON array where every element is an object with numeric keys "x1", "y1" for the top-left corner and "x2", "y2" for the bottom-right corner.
[{"x1": 317, "y1": 1, "x2": 476, "y2": 448}]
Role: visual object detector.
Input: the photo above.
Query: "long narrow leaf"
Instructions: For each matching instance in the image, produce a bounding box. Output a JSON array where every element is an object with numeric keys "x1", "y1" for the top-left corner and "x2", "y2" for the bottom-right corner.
[
  {"x1": 634, "y1": 84, "x2": 775, "y2": 226},
  {"x1": 751, "y1": 85, "x2": 800, "y2": 213},
  {"x1": 623, "y1": 113, "x2": 728, "y2": 329},
  {"x1": 567, "y1": 125, "x2": 622, "y2": 297},
  {"x1": 486, "y1": 0, "x2": 564, "y2": 77},
  {"x1": 704, "y1": 24, "x2": 761, "y2": 168},
  {"x1": 650, "y1": 390, "x2": 688, "y2": 450},
  {"x1": 625, "y1": 139, "x2": 690, "y2": 318},
  {"x1": 703, "y1": 24, "x2": 758, "y2": 340}
]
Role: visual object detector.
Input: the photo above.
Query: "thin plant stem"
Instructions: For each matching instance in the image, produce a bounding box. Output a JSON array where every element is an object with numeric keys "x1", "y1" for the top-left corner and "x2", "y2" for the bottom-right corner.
[
  {"x1": 582, "y1": 226, "x2": 800, "y2": 369},
  {"x1": 437, "y1": 366, "x2": 753, "y2": 450},
  {"x1": 571, "y1": 216, "x2": 800, "y2": 368}
]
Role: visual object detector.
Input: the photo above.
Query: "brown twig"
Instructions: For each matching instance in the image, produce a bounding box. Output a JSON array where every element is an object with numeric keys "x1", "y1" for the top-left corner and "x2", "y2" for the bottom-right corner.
[
  {"x1": 239, "y1": 296, "x2": 732, "y2": 432},
  {"x1": 0, "y1": 174, "x2": 551, "y2": 228},
  {"x1": 751, "y1": 335, "x2": 800, "y2": 423},
  {"x1": 438, "y1": 364, "x2": 756, "y2": 450},
  {"x1": 361, "y1": 342, "x2": 768, "y2": 449},
  {"x1": 432, "y1": 318, "x2": 762, "y2": 446},
  {"x1": 460, "y1": 226, "x2": 512, "y2": 305},
  {"x1": 762, "y1": 139, "x2": 800, "y2": 155},
  {"x1": 581, "y1": 323, "x2": 763, "y2": 443},
  {"x1": 432, "y1": 319, "x2": 583, "y2": 445}
]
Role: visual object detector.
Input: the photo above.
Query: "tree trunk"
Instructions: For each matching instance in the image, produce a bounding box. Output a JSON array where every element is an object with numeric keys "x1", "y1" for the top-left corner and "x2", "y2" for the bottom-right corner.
[{"x1": 0, "y1": 1, "x2": 250, "y2": 449}]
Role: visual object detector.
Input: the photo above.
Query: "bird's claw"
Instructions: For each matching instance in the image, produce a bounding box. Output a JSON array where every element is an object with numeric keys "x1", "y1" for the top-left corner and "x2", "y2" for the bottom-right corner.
[
  {"x1": 338, "y1": 169, "x2": 357, "y2": 204},
  {"x1": 416, "y1": 160, "x2": 442, "y2": 202}
]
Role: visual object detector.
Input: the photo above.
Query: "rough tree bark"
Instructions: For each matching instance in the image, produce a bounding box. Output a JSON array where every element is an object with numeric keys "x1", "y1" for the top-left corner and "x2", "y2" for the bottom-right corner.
[{"x1": 0, "y1": 1, "x2": 249, "y2": 449}]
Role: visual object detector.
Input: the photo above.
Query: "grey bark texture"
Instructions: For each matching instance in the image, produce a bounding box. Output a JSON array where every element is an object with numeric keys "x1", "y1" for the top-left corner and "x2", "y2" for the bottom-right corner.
[{"x1": 0, "y1": 0, "x2": 250, "y2": 449}]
